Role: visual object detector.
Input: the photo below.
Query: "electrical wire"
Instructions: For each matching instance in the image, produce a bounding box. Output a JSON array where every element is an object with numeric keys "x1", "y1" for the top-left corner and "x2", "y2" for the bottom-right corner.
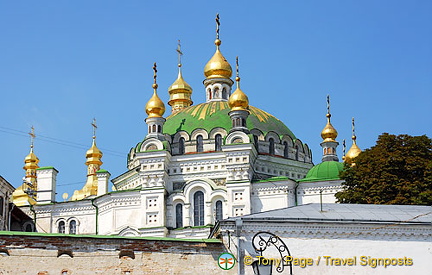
[{"x1": 0, "y1": 126, "x2": 124, "y2": 157}]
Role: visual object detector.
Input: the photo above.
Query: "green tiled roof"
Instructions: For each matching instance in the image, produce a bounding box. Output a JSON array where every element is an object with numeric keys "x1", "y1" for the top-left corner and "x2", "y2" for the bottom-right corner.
[
  {"x1": 163, "y1": 101, "x2": 296, "y2": 138},
  {"x1": 299, "y1": 161, "x2": 344, "y2": 182}
]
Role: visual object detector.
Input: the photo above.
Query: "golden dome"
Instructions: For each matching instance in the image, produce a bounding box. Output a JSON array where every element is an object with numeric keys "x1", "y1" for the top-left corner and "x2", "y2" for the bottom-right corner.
[
  {"x1": 85, "y1": 139, "x2": 103, "y2": 166},
  {"x1": 23, "y1": 147, "x2": 39, "y2": 171},
  {"x1": 169, "y1": 70, "x2": 192, "y2": 93},
  {"x1": 204, "y1": 39, "x2": 232, "y2": 79},
  {"x1": 345, "y1": 136, "x2": 362, "y2": 162},
  {"x1": 229, "y1": 76, "x2": 249, "y2": 111},
  {"x1": 145, "y1": 86, "x2": 166, "y2": 118},
  {"x1": 321, "y1": 114, "x2": 338, "y2": 142}
]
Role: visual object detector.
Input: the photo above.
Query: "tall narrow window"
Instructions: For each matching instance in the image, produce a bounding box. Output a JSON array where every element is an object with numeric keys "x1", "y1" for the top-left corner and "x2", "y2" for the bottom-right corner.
[
  {"x1": 0, "y1": 196, "x2": 3, "y2": 217},
  {"x1": 175, "y1": 204, "x2": 183, "y2": 228},
  {"x1": 253, "y1": 135, "x2": 259, "y2": 149},
  {"x1": 215, "y1": 134, "x2": 222, "y2": 151},
  {"x1": 295, "y1": 145, "x2": 299, "y2": 160},
  {"x1": 269, "y1": 138, "x2": 275, "y2": 155},
  {"x1": 157, "y1": 125, "x2": 161, "y2": 133},
  {"x1": 69, "y1": 220, "x2": 77, "y2": 234},
  {"x1": 152, "y1": 125, "x2": 156, "y2": 133},
  {"x1": 283, "y1": 141, "x2": 289, "y2": 158},
  {"x1": 58, "y1": 221, "x2": 65, "y2": 233},
  {"x1": 179, "y1": 137, "x2": 185, "y2": 155},
  {"x1": 193, "y1": 191, "x2": 204, "y2": 226},
  {"x1": 215, "y1": 200, "x2": 223, "y2": 221},
  {"x1": 196, "y1": 135, "x2": 203, "y2": 153}
]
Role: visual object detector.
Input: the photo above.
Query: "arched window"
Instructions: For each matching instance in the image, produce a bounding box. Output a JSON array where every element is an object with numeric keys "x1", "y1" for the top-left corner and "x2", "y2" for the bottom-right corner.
[
  {"x1": 0, "y1": 196, "x2": 3, "y2": 217},
  {"x1": 193, "y1": 191, "x2": 204, "y2": 226},
  {"x1": 25, "y1": 223, "x2": 32, "y2": 232},
  {"x1": 253, "y1": 135, "x2": 259, "y2": 149},
  {"x1": 152, "y1": 125, "x2": 156, "y2": 133},
  {"x1": 269, "y1": 138, "x2": 275, "y2": 155},
  {"x1": 215, "y1": 200, "x2": 223, "y2": 221},
  {"x1": 69, "y1": 220, "x2": 77, "y2": 234},
  {"x1": 215, "y1": 134, "x2": 222, "y2": 151},
  {"x1": 148, "y1": 125, "x2": 151, "y2": 133},
  {"x1": 283, "y1": 141, "x2": 289, "y2": 158},
  {"x1": 196, "y1": 135, "x2": 203, "y2": 153},
  {"x1": 179, "y1": 137, "x2": 185, "y2": 155},
  {"x1": 222, "y1": 88, "x2": 227, "y2": 99},
  {"x1": 157, "y1": 125, "x2": 161, "y2": 133},
  {"x1": 295, "y1": 145, "x2": 299, "y2": 160},
  {"x1": 175, "y1": 204, "x2": 183, "y2": 228},
  {"x1": 58, "y1": 221, "x2": 65, "y2": 234}
]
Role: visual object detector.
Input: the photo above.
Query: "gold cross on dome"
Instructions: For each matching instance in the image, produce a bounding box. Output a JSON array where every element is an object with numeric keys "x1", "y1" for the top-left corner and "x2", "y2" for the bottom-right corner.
[
  {"x1": 153, "y1": 62, "x2": 158, "y2": 85},
  {"x1": 216, "y1": 13, "x2": 220, "y2": 39},
  {"x1": 91, "y1": 118, "x2": 97, "y2": 139},
  {"x1": 29, "y1": 126, "x2": 36, "y2": 148},
  {"x1": 176, "y1": 40, "x2": 183, "y2": 67},
  {"x1": 351, "y1": 117, "x2": 356, "y2": 136}
]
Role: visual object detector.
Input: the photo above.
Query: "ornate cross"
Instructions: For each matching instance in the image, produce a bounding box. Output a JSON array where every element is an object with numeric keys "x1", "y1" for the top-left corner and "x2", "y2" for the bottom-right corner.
[
  {"x1": 29, "y1": 126, "x2": 36, "y2": 148},
  {"x1": 91, "y1": 118, "x2": 97, "y2": 139},
  {"x1": 216, "y1": 13, "x2": 220, "y2": 39},
  {"x1": 176, "y1": 40, "x2": 183, "y2": 67},
  {"x1": 153, "y1": 62, "x2": 158, "y2": 86}
]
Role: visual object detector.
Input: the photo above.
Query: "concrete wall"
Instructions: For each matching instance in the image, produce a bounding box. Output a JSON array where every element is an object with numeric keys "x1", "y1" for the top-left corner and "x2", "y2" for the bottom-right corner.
[{"x1": 0, "y1": 231, "x2": 235, "y2": 275}]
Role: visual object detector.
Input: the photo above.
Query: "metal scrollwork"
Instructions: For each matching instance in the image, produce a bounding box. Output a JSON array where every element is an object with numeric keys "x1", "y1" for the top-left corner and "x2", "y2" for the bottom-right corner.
[{"x1": 252, "y1": 231, "x2": 293, "y2": 274}]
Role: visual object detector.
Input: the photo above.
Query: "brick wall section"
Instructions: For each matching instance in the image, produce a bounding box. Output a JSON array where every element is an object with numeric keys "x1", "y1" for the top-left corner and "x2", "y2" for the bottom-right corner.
[{"x1": 0, "y1": 232, "x2": 237, "y2": 274}]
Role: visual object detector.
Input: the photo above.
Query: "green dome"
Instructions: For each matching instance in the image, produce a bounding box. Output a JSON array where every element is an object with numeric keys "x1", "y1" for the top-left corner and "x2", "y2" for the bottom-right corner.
[
  {"x1": 299, "y1": 161, "x2": 344, "y2": 182},
  {"x1": 163, "y1": 101, "x2": 296, "y2": 138}
]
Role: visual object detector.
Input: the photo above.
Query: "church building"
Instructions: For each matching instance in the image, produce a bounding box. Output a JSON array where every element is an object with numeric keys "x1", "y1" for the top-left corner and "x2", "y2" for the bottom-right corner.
[{"x1": 10, "y1": 16, "x2": 361, "y2": 238}]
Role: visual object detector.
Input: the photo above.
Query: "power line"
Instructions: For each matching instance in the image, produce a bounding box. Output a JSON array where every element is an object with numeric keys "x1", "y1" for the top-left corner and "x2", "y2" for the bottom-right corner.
[{"x1": 0, "y1": 126, "x2": 125, "y2": 158}]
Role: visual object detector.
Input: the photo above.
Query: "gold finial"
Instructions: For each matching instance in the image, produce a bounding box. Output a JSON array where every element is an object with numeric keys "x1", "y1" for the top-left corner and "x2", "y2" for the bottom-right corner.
[
  {"x1": 29, "y1": 126, "x2": 36, "y2": 149},
  {"x1": 351, "y1": 117, "x2": 357, "y2": 143},
  {"x1": 235, "y1": 56, "x2": 240, "y2": 87},
  {"x1": 146, "y1": 62, "x2": 166, "y2": 117},
  {"x1": 228, "y1": 56, "x2": 249, "y2": 111},
  {"x1": 204, "y1": 13, "x2": 232, "y2": 79},
  {"x1": 321, "y1": 95, "x2": 338, "y2": 142},
  {"x1": 169, "y1": 41, "x2": 193, "y2": 113},
  {"x1": 152, "y1": 62, "x2": 158, "y2": 89},
  {"x1": 216, "y1": 13, "x2": 220, "y2": 40},
  {"x1": 177, "y1": 40, "x2": 183, "y2": 68},
  {"x1": 345, "y1": 117, "x2": 362, "y2": 163},
  {"x1": 91, "y1": 118, "x2": 97, "y2": 140}
]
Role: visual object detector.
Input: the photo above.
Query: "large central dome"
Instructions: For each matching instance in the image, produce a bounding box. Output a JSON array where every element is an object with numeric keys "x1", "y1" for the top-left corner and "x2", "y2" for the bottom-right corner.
[{"x1": 164, "y1": 101, "x2": 296, "y2": 138}]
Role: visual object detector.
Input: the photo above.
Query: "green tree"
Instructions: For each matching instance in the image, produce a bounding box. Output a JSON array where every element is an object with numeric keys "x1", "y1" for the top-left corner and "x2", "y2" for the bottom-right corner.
[{"x1": 336, "y1": 133, "x2": 432, "y2": 205}]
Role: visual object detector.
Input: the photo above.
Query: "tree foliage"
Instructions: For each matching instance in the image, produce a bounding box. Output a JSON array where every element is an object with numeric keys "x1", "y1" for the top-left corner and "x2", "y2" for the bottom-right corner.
[{"x1": 336, "y1": 133, "x2": 432, "y2": 205}]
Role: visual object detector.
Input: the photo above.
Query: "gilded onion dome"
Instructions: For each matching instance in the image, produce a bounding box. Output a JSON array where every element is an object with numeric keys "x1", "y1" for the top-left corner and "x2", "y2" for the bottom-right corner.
[
  {"x1": 168, "y1": 42, "x2": 193, "y2": 113},
  {"x1": 71, "y1": 120, "x2": 103, "y2": 201},
  {"x1": 145, "y1": 84, "x2": 166, "y2": 118},
  {"x1": 169, "y1": 69, "x2": 192, "y2": 94},
  {"x1": 85, "y1": 139, "x2": 103, "y2": 170},
  {"x1": 228, "y1": 57, "x2": 249, "y2": 111},
  {"x1": 345, "y1": 117, "x2": 362, "y2": 163},
  {"x1": 12, "y1": 127, "x2": 38, "y2": 206},
  {"x1": 345, "y1": 136, "x2": 361, "y2": 161},
  {"x1": 204, "y1": 39, "x2": 232, "y2": 79},
  {"x1": 23, "y1": 147, "x2": 39, "y2": 171},
  {"x1": 321, "y1": 113, "x2": 338, "y2": 142}
]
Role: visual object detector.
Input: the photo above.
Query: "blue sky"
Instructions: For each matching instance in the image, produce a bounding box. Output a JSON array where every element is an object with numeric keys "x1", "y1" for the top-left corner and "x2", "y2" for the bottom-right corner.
[{"x1": 1, "y1": 1, "x2": 431, "y2": 201}]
